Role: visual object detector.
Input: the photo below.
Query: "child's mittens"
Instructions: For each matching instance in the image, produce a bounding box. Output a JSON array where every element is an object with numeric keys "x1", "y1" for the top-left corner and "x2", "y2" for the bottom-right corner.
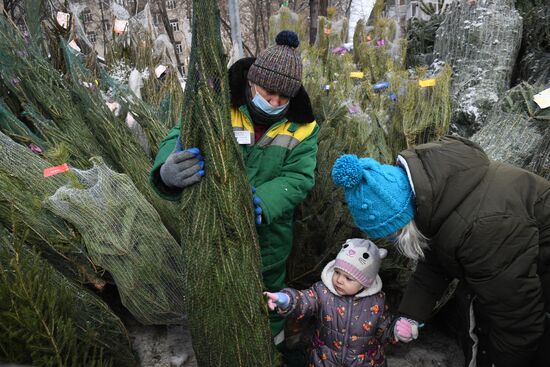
[
  {"x1": 263, "y1": 292, "x2": 290, "y2": 311},
  {"x1": 394, "y1": 317, "x2": 419, "y2": 343}
]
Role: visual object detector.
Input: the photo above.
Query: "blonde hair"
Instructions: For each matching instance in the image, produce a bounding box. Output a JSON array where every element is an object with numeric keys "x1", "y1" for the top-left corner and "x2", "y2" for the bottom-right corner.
[{"x1": 394, "y1": 220, "x2": 429, "y2": 261}]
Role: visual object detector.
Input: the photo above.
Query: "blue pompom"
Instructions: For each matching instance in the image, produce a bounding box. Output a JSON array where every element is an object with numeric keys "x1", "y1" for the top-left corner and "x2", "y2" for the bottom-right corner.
[
  {"x1": 276, "y1": 30, "x2": 300, "y2": 48},
  {"x1": 332, "y1": 154, "x2": 363, "y2": 188}
]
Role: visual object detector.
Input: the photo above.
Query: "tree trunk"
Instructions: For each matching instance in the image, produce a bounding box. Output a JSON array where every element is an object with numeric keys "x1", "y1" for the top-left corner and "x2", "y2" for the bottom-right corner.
[
  {"x1": 227, "y1": 0, "x2": 243, "y2": 59},
  {"x1": 309, "y1": 0, "x2": 319, "y2": 45}
]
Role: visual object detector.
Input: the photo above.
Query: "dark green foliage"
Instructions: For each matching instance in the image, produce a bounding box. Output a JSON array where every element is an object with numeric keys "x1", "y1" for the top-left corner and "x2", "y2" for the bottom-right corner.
[
  {"x1": 406, "y1": 15, "x2": 443, "y2": 67},
  {"x1": 0, "y1": 228, "x2": 136, "y2": 367},
  {"x1": 515, "y1": 5, "x2": 550, "y2": 85},
  {"x1": 177, "y1": 0, "x2": 274, "y2": 365}
]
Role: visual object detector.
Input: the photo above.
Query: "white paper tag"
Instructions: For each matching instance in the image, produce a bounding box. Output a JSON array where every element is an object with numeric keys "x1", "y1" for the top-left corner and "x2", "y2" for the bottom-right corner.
[
  {"x1": 114, "y1": 19, "x2": 128, "y2": 35},
  {"x1": 534, "y1": 88, "x2": 550, "y2": 109},
  {"x1": 234, "y1": 130, "x2": 252, "y2": 145},
  {"x1": 68, "y1": 39, "x2": 81, "y2": 52},
  {"x1": 155, "y1": 65, "x2": 167, "y2": 78},
  {"x1": 56, "y1": 11, "x2": 70, "y2": 29}
]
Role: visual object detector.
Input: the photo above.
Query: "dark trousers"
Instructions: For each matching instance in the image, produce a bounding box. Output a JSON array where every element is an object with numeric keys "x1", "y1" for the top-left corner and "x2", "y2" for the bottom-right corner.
[{"x1": 439, "y1": 282, "x2": 549, "y2": 367}]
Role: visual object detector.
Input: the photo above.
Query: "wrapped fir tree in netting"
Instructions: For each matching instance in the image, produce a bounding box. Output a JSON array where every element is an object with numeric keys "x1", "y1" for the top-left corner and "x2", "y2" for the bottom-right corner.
[
  {"x1": 471, "y1": 82, "x2": 550, "y2": 180},
  {"x1": 434, "y1": 0, "x2": 523, "y2": 136},
  {"x1": 0, "y1": 127, "x2": 101, "y2": 285},
  {"x1": 289, "y1": 13, "x2": 452, "y2": 299},
  {"x1": 515, "y1": 4, "x2": 550, "y2": 86},
  {"x1": 314, "y1": 12, "x2": 349, "y2": 63},
  {"x1": 177, "y1": 1, "x2": 274, "y2": 365},
  {"x1": 0, "y1": 13, "x2": 181, "y2": 238},
  {"x1": 405, "y1": 14, "x2": 444, "y2": 67},
  {"x1": 353, "y1": 16, "x2": 405, "y2": 83},
  {"x1": 0, "y1": 227, "x2": 136, "y2": 367},
  {"x1": 61, "y1": 45, "x2": 181, "y2": 237},
  {"x1": 269, "y1": 5, "x2": 307, "y2": 48},
  {"x1": 0, "y1": 14, "x2": 106, "y2": 170},
  {"x1": 47, "y1": 158, "x2": 186, "y2": 325}
]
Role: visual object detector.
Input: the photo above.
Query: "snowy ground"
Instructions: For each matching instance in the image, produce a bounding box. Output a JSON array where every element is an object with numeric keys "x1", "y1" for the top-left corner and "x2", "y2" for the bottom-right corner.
[{"x1": 129, "y1": 321, "x2": 464, "y2": 367}]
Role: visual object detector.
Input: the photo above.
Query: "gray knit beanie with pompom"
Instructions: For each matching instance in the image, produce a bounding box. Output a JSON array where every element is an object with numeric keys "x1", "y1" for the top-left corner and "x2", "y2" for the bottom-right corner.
[{"x1": 247, "y1": 30, "x2": 302, "y2": 98}]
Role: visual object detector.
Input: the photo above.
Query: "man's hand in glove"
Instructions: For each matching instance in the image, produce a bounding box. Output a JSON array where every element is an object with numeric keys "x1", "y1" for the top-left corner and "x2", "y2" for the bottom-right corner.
[
  {"x1": 252, "y1": 187, "x2": 262, "y2": 225},
  {"x1": 160, "y1": 146, "x2": 204, "y2": 188}
]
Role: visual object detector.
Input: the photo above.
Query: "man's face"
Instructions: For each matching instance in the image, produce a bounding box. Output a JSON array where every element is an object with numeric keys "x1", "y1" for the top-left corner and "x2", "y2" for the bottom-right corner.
[{"x1": 249, "y1": 82, "x2": 290, "y2": 107}]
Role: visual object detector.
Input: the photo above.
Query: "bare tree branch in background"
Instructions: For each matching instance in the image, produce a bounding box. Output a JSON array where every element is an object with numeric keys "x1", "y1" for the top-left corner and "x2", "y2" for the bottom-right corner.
[
  {"x1": 156, "y1": 0, "x2": 184, "y2": 75},
  {"x1": 3, "y1": 0, "x2": 24, "y2": 24},
  {"x1": 219, "y1": 15, "x2": 254, "y2": 56},
  {"x1": 99, "y1": 0, "x2": 108, "y2": 58}
]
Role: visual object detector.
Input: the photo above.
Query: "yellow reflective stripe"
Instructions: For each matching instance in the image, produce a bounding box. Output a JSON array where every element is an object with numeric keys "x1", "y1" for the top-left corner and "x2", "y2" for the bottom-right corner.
[
  {"x1": 230, "y1": 107, "x2": 254, "y2": 132},
  {"x1": 265, "y1": 120, "x2": 317, "y2": 142}
]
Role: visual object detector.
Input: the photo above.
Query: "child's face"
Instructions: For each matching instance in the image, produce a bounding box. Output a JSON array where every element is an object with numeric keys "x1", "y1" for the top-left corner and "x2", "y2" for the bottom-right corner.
[{"x1": 332, "y1": 268, "x2": 364, "y2": 296}]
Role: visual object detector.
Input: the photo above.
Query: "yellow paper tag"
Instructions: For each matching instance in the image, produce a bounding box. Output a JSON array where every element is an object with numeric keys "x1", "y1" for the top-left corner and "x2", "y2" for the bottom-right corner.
[
  {"x1": 350, "y1": 71, "x2": 364, "y2": 79},
  {"x1": 418, "y1": 79, "x2": 436, "y2": 87},
  {"x1": 534, "y1": 88, "x2": 550, "y2": 109},
  {"x1": 324, "y1": 27, "x2": 332, "y2": 35}
]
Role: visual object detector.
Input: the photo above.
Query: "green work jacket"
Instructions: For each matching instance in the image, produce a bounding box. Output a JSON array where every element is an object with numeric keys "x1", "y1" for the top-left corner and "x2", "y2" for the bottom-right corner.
[{"x1": 149, "y1": 58, "x2": 319, "y2": 296}]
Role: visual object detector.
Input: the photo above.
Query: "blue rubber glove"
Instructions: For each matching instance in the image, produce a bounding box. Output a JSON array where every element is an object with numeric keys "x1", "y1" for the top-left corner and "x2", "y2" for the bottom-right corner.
[
  {"x1": 264, "y1": 292, "x2": 290, "y2": 311},
  {"x1": 160, "y1": 136, "x2": 204, "y2": 188},
  {"x1": 252, "y1": 187, "x2": 262, "y2": 225}
]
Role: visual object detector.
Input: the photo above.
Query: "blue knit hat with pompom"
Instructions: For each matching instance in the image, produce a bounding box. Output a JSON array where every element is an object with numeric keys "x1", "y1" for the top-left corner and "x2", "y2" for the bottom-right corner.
[
  {"x1": 331, "y1": 154, "x2": 415, "y2": 239},
  {"x1": 247, "y1": 30, "x2": 302, "y2": 97}
]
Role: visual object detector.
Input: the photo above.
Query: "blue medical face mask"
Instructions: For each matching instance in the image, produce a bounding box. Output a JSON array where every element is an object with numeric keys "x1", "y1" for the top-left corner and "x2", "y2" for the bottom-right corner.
[{"x1": 251, "y1": 85, "x2": 289, "y2": 116}]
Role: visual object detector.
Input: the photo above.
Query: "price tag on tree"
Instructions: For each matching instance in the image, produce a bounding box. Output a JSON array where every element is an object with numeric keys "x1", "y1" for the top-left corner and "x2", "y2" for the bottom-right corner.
[
  {"x1": 534, "y1": 88, "x2": 550, "y2": 109},
  {"x1": 418, "y1": 79, "x2": 436, "y2": 87},
  {"x1": 44, "y1": 163, "x2": 70, "y2": 177}
]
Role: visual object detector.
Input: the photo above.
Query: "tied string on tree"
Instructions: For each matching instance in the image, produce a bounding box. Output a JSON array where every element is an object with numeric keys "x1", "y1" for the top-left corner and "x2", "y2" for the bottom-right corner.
[{"x1": 177, "y1": 1, "x2": 274, "y2": 366}]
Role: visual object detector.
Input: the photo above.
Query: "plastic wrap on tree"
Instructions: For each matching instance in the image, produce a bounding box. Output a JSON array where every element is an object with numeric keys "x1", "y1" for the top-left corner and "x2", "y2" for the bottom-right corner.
[
  {"x1": 434, "y1": 0, "x2": 523, "y2": 137},
  {"x1": 47, "y1": 158, "x2": 186, "y2": 325},
  {"x1": 471, "y1": 82, "x2": 550, "y2": 180}
]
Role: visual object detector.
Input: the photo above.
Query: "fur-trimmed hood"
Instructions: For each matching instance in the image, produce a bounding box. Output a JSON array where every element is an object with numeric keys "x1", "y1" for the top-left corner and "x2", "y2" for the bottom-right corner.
[{"x1": 228, "y1": 57, "x2": 315, "y2": 124}]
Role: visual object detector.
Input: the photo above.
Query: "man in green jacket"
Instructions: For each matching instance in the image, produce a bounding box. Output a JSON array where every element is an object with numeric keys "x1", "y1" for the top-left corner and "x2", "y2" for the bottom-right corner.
[
  {"x1": 149, "y1": 31, "x2": 318, "y2": 359},
  {"x1": 331, "y1": 136, "x2": 550, "y2": 367}
]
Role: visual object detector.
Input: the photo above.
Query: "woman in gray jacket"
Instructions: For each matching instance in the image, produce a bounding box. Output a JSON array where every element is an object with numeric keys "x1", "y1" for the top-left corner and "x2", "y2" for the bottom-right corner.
[{"x1": 331, "y1": 136, "x2": 550, "y2": 367}]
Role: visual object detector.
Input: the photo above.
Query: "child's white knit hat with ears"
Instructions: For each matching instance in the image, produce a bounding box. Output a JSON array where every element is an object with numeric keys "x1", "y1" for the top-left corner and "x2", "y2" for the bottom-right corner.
[{"x1": 333, "y1": 238, "x2": 387, "y2": 288}]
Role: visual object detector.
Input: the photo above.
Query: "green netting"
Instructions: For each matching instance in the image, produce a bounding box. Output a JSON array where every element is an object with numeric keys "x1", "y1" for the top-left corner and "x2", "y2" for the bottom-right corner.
[
  {"x1": 0, "y1": 14, "x2": 107, "y2": 169},
  {"x1": 0, "y1": 227, "x2": 136, "y2": 367},
  {"x1": 47, "y1": 158, "x2": 186, "y2": 325},
  {"x1": 289, "y1": 11, "x2": 451, "y2": 301},
  {"x1": 61, "y1": 45, "x2": 180, "y2": 238},
  {"x1": 0, "y1": 128, "x2": 101, "y2": 285},
  {"x1": 177, "y1": 0, "x2": 274, "y2": 365},
  {"x1": 314, "y1": 15, "x2": 349, "y2": 63}
]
